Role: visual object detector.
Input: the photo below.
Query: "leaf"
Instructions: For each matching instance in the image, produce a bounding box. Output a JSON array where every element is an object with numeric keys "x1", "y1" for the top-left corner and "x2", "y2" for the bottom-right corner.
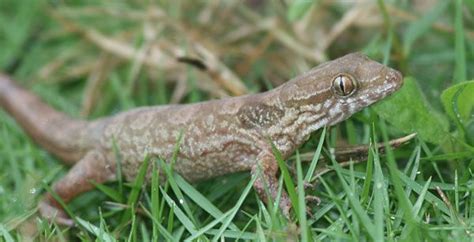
[
  {"x1": 287, "y1": 0, "x2": 316, "y2": 22},
  {"x1": 441, "y1": 81, "x2": 474, "y2": 143},
  {"x1": 441, "y1": 81, "x2": 474, "y2": 123},
  {"x1": 373, "y1": 77, "x2": 449, "y2": 144}
]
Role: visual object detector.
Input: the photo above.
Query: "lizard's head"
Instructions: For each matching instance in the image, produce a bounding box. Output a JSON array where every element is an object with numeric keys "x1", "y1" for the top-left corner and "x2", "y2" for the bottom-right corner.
[
  {"x1": 327, "y1": 52, "x2": 403, "y2": 110},
  {"x1": 280, "y1": 52, "x2": 403, "y2": 126}
]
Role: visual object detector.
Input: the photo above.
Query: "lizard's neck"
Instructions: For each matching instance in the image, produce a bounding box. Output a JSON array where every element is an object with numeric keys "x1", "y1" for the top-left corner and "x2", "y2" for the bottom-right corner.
[{"x1": 264, "y1": 85, "x2": 342, "y2": 156}]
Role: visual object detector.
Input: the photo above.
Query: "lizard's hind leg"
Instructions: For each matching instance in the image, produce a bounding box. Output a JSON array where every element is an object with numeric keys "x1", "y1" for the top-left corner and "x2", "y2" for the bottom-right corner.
[{"x1": 39, "y1": 150, "x2": 115, "y2": 226}]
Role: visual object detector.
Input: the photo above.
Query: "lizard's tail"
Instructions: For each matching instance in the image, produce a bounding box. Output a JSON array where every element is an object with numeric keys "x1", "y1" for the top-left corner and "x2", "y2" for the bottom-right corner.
[{"x1": 0, "y1": 73, "x2": 95, "y2": 164}]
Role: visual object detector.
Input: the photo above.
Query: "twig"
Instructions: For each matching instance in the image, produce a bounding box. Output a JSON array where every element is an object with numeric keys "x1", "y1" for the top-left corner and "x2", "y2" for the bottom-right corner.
[
  {"x1": 53, "y1": 10, "x2": 249, "y2": 97},
  {"x1": 387, "y1": 4, "x2": 474, "y2": 40},
  {"x1": 304, "y1": 133, "x2": 417, "y2": 180},
  {"x1": 81, "y1": 54, "x2": 119, "y2": 116},
  {"x1": 435, "y1": 186, "x2": 473, "y2": 236},
  {"x1": 238, "y1": 7, "x2": 327, "y2": 63},
  {"x1": 321, "y1": 2, "x2": 369, "y2": 50},
  {"x1": 192, "y1": 43, "x2": 250, "y2": 96}
]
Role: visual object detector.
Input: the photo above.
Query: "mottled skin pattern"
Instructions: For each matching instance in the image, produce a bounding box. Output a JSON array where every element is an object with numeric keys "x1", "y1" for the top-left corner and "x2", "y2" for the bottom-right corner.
[{"x1": 0, "y1": 53, "x2": 403, "y2": 225}]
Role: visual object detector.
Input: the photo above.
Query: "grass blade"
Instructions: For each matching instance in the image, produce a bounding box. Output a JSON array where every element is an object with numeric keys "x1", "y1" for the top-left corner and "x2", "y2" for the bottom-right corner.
[
  {"x1": 158, "y1": 159, "x2": 198, "y2": 226},
  {"x1": 271, "y1": 142, "x2": 299, "y2": 219},
  {"x1": 174, "y1": 174, "x2": 240, "y2": 231},
  {"x1": 379, "y1": 121, "x2": 419, "y2": 239},
  {"x1": 150, "y1": 160, "x2": 160, "y2": 241},
  {"x1": 90, "y1": 181, "x2": 123, "y2": 203},
  {"x1": 77, "y1": 217, "x2": 116, "y2": 242},
  {"x1": 329, "y1": 157, "x2": 376, "y2": 240},
  {"x1": 185, "y1": 210, "x2": 232, "y2": 241},
  {"x1": 304, "y1": 127, "x2": 326, "y2": 182},
  {"x1": 403, "y1": 0, "x2": 449, "y2": 55},
  {"x1": 160, "y1": 187, "x2": 197, "y2": 234},
  {"x1": 121, "y1": 155, "x2": 150, "y2": 224},
  {"x1": 373, "y1": 146, "x2": 386, "y2": 241},
  {"x1": 0, "y1": 224, "x2": 14, "y2": 242},
  {"x1": 211, "y1": 172, "x2": 258, "y2": 241},
  {"x1": 141, "y1": 206, "x2": 177, "y2": 242},
  {"x1": 296, "y1": 151, "x2": 310, "y2": 241},
  {"x1": 454, "y1": 0, "x2": 466, "y2": 82},
  {"x1": 412, "y1": 177, "x2": 432, "y2": 216}
]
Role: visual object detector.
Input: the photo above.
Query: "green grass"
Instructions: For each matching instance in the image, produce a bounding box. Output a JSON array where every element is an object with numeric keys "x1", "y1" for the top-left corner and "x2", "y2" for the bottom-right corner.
[{"x1": 1, "y1": 0, "x2": 474, "y2": 241}]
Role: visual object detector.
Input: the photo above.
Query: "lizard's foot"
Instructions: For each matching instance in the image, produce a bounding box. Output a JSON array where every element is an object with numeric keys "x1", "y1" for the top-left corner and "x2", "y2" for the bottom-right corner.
[
  {"x1": 303, "y1": 181, "x2": 315, "y2": 190},
  {"x1": 36, "y1": 150, "x2": 113, "y2": 227},
  {"x1": 38, "y1": 200, "x2": 74, "y2": 226},
  {"x1": 304, "y1": 195, "x2": 321, "y2": 218},
  {"x1": 295, "y1": 181, "x2": 315, "y2": 191},
  {"x1": 278, "y1": 195, "x2": 292, "y2": 218},
  {"x1": 305, "y1": 195, "x2": 321, "y2": 206}
]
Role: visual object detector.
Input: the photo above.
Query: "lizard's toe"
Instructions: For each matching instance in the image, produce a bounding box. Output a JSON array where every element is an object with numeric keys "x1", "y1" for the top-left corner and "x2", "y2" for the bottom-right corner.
[
  {"x1": 304, "y1": 195, "x2": 321, "y2": 218},
  {"x1": 38, "y1": 200, "x2": 74, "y2": 226},
  {"x1": 305, "y1": 195, "x2": 321, "y2": 206}
]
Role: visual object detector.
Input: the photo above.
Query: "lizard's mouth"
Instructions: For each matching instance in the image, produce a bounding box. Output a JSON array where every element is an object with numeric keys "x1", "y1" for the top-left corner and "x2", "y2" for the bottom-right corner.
[{"x1": 367, "y1": 68, "x2": 404, "y2": 102}]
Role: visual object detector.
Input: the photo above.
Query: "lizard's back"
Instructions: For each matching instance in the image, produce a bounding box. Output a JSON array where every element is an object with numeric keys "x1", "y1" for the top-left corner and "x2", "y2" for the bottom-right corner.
[
  {"x1": 0, "y1": 73, "x2": 271, "y2": 181},
  {"x1": 99, "y1": 94, "x2": 267, "y2": 181}
]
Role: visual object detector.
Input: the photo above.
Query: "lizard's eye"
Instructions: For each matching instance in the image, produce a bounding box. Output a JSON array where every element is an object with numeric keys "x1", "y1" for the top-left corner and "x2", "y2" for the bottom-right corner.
[{"x1": 332, "y1": 74, "x2": 357, "y2": 97}]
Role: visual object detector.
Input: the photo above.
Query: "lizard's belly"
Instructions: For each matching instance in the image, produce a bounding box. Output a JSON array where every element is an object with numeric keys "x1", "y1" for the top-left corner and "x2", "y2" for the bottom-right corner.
[{"x1": 173, "y1": 144, "x2": 258, "y2": 181}]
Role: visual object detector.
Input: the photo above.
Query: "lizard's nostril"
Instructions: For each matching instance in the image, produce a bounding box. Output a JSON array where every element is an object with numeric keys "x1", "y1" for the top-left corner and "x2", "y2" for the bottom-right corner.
[
  {"x1": 394, "y1": 70, "x2": 403, "y2": 82},
  {"x1": 386, "y1": 69, "x2": 403, "y2": 88}
]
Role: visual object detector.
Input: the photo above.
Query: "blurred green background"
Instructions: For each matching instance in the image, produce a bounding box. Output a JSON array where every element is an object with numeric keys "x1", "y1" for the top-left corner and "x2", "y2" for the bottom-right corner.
[{"x1": 0, "y1": 0, "x2": 473, "y2": 241}]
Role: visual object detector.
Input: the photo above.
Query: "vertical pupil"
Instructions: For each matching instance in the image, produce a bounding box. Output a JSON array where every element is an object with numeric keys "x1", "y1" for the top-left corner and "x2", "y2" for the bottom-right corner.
[
  {"x1": 333, "y1": 75, "x2": 355, "y2": 96},
  {"x1": 338, "y1": 77, "x2": 345, "y2": 94}
]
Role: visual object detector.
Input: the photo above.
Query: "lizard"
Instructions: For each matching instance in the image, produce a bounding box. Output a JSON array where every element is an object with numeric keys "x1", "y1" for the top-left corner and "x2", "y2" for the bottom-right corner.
[{"x1": 0, "y1": 52, "x2": 403, "y2": 226}]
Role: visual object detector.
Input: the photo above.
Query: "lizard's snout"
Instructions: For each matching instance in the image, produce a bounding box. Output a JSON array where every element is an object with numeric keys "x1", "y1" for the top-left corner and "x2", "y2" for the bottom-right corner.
[{"x1": 386, "y1": 68, "x2": 404, "y2": 91}]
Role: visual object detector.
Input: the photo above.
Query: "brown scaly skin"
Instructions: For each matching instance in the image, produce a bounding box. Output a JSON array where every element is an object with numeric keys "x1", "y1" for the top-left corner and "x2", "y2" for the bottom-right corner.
[{"x1": 0, "y1": 53, "x2": 403, "y2": 225}]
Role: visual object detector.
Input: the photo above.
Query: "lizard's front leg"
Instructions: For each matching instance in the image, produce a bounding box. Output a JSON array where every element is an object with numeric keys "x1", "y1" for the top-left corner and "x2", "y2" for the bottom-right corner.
[
  {"x1": 252, "y1": 150, "x2": 292, "y2": 217},
  {"x1": 39, "y1": 150, "x2": 115, "y2": 226}
]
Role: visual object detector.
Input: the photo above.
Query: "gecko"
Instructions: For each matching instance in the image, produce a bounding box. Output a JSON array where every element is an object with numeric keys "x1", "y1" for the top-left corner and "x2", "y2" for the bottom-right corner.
[{"x1": 0, "y1": 53, "x2": 403, "y2": 225}]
